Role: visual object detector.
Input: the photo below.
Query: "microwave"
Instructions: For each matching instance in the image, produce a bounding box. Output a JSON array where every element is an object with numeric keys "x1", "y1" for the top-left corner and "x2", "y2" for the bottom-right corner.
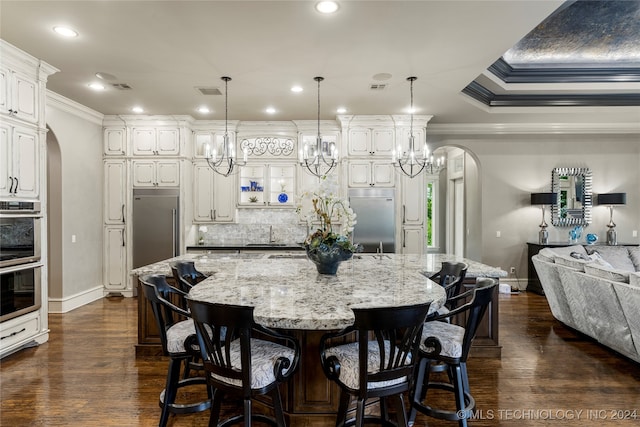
[{"x1": 0, "y1": 201, "x2": 42, "y2": 268}]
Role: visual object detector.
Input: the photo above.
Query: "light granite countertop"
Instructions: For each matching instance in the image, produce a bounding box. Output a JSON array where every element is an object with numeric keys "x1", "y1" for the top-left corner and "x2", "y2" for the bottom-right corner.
[{"x1": 131, "y1": 253, "x2": 505, "y2": 331}]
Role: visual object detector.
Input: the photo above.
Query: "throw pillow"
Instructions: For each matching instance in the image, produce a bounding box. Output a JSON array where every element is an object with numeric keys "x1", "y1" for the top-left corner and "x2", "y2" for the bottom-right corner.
[
  {"x1": 585, "y1": 246, "x2": 636, "y2": 272},
  {"x1": 554, "y1": 254, "x2": 590, "y2": 271}
]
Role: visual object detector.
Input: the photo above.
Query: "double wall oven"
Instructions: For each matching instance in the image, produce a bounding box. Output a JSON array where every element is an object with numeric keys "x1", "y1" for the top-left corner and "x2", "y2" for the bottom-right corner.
[{"x1": 0, "y1": 200, "x2": 42, "y2": 323}]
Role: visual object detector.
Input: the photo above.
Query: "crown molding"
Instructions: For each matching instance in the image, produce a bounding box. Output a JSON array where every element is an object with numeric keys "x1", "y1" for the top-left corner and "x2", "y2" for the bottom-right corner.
[
  {"x1": 427, "y1": 122, "x2": 640, "y2": 136},
  {"x1": 46, "y1": 90, "x2": 104, "y2": 125}
]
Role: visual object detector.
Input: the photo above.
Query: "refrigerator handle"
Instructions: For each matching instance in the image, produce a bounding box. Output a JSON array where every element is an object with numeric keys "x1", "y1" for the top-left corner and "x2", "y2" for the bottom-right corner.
[{"x1": 172, "y1": 209, "x2": 177, "y2": 257}]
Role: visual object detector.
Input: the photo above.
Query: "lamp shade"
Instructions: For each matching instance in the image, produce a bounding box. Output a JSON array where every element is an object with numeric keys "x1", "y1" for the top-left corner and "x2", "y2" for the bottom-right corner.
[
  {"x1": 531, "y1": 192, "x2": 557, "y2": 205},
  {"x1": 597, "y1": 193, "x2": 626, "y2": 205}
]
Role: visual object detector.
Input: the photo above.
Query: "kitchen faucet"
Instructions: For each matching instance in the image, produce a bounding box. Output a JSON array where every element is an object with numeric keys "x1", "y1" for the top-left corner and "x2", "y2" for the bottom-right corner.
[
  {"x1": 376, "y1": 241, "x2": 384, "y2": 259},
  {"x1": 269, "y1": 225, "x2": 275, "y2": 243}
]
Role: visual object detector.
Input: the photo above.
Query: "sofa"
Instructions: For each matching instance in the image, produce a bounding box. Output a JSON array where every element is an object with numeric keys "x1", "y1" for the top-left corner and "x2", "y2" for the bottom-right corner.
[{"x1": 532, "y1": 244, "x2": 640, "y2": 363}]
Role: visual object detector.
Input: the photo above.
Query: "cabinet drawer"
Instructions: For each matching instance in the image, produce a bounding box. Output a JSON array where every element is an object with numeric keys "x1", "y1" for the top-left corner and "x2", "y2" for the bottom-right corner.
[{"x1": 0, "y1": 316, "x2": 39, "y2": 349}]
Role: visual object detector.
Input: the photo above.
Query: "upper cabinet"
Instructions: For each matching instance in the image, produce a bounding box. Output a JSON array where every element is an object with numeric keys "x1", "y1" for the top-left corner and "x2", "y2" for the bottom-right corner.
[
  {"x1": 348, "y1": 161, "x2": 394, "y2": 188},
  {"x1": 132, "y1": 159, "x2": 180, "y2": 187},
  {"x1": 193, "y1": 162, "x2": 235, "y2": 223},
  {"x1": 0, "y1": 65, "x2": 38, "y2": 125},
  {"x1": 132, "y1": 127, "x2": 180, "y2": 156},
  {"x1": 103, "y1": 127, "x2": 126, "y2": 156},
  {"x1": 347, "y1": 128, "x2": 394, "y2": 157},
  {"x1": 238, "y1": 163, "x2": 296, "y2": 207}
]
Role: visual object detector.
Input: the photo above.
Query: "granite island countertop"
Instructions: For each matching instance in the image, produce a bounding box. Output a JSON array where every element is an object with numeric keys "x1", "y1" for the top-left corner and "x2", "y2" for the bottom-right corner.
[{"x1": 131, "y1": 253, "x2": 505, "y2": 331}]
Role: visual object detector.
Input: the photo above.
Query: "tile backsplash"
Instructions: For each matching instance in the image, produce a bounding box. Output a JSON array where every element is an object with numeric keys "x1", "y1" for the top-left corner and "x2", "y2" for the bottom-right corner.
[{"x1": 194, "y1": 209, "x2": 308, "y2": 246}]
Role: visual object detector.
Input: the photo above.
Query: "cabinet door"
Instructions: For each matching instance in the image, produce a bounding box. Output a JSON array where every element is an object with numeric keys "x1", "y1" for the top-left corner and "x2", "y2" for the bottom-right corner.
[
  {"x1": 348, "y1": 162, "x2": 372, "y2": 187},
  {"x1": 104, "y1": 161, "x2": 127, "y2": 224},
  {"x1": 132, "y1": 128, "x2": 156, "y2": 155},
  {"x1": 104, "y1": 128, "x2": 126, "y2": 156},
  {"x1": 156, "y1": 128, "x2": 179, "y2": 155},
  {"x1": 104, "y1": 226, "x2": 127, "y2": 290},
  {"x1": 268, "y1": 165, "x2": 295, "y2": 206},
  {"x1": 402, "y1": 227, "x2": 424, "y2": 254},
  {"x1": 371, "y1": 128, "x2": 395, "y2": 155},
  {"x1": 13, "y1": 125, "x2": 39, "y2": 198},
  {"x1": 371, "y1": 162, "x2": 394, "y2": 187},
  {"x1": 194, "y1": 131, "x2": 214, "y2": 158},
  {"x1": 347, "y1": 128, "x2": 371, "y2": 156},
  {"x1": 132, "y1": 161, "x2": 155, "y2": 187},
  {"x1": 212, "y1": 174, "x2": 235, "y2": 222},
  {"x1": 193, "y1": 164, "x2": 214, "y2": 221},
  {"x1": 0, "y1": 123, "x2": 10, "y2": 196},
  {"x1": 155, "y1": 161, "x2": 179, "y2": 187},
  {"x1": 12, "y1": 71, "x2": 38, "y2": 124},
  {"x1": 239, "y1": 165, "x2": 266, "y2": 205},
  {"x1": 0, "y1": 67, "x2": 8, "y2": 117},
  {"x1": 401, "y1": 174, "x2": 424, "y2": 225}
]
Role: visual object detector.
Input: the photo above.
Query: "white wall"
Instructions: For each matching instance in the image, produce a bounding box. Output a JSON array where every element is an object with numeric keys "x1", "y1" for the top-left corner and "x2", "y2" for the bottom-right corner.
[
  {"x1": 440, "y1": 133, "x2": 640, "y2": 280},
  {"x1": 46, "y1": 92, "x2": 104, "y2": 309}
]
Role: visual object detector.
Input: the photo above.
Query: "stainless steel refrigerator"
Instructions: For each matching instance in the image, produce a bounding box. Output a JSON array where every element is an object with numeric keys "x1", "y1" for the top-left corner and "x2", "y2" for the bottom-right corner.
[
  {"x1": 132, "y1": 188, "x2": 179, "y2": 269},
  {"x1": 348, "y1": 188, "x2": 395, "y2": 253}
]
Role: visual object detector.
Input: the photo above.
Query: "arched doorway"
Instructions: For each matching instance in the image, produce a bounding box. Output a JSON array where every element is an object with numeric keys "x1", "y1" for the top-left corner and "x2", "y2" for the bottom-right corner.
[{"x1": 46, "y1": 126, "x2": 63, "y2": 301}]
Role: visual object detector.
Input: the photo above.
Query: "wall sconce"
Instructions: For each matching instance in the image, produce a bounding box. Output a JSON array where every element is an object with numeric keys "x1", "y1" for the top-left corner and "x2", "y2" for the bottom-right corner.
[
  {"x1": 597, "y1": 193, "x2": 626, "y2": 245},
  {"x1": 531, "y1": 192, "x2": 558, "y2": 245}
]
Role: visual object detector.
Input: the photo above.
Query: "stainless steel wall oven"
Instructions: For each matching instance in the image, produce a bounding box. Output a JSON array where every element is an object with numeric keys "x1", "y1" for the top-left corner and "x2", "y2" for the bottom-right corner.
[
  {"x1": 0, "y1": 201, "x2": 42, "y2": 268},
  {"x1": 0, "y1": 264, "x2": 41, "y2": 323}
]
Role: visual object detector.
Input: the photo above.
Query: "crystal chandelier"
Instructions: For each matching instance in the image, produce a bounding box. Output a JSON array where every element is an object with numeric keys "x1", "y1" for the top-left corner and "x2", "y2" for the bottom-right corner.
[
  {"x1": 300, "y1": 76, "x2": 338, "y2": 178},
  {"x1": 205, "y1": 76, "x2": 247, "y2": 176},
  {"x1": 393, "y1": 76, "x2": 444, "y2": 178}
]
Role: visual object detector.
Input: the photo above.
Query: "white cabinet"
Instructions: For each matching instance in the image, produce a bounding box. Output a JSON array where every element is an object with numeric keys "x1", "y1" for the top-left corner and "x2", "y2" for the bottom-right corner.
[
  {"x1": 103, "y1": 226, "x2": 127, "y2": 291},
  {"x1": 0, "y1": 65, "x2": 38, "y2": 124},
  {"x1": 132, "y1": 160, "x2": 179, "y2": 187},
  {"x1": 104, "y1": 127, "x2": 126, "y2": 156},
  {"x1": 193, "y1": 163, "x2": 235, "y2": 222},
  {"x1": 347, "y1": 128, "x2": 394, "y2": 157},
  {"x1": 132, "y1": 127, "x2": 180, "y2": 156},
  {"x1": 104, "y1": 160, "x2": 127, "y2": 224},
  {"x1": 402, "y1": 227, "x2": 425, "y2": 254},
  {"x1": 239, "y1": 164, "x2": 296, "y2": 207},
  {"x1": 348, "y1": 161, "x2": 394, "y2": 188},
  {"x1": 401, "y1": 174, "x2": 424, "y2": 226},
  {"x1": 0, "y1": 122, "x2": 39, "y2": 199}
]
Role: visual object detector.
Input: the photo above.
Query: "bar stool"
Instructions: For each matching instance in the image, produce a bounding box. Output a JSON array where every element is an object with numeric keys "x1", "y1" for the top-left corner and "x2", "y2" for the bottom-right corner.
[
  {"x1": 139, "y1": 274, "x2": 212, "y2": 427},
  {"x1": 409, "y1": 278, "x2": 497, "y2": 427}
]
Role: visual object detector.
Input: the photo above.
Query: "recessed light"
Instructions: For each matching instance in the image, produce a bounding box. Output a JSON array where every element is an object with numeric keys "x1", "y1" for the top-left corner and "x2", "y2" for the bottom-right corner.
[
  {"x1": 336, "y1": 107, "x2": 347, "y2": 114},
  {"x1": 265, "y1": 107, "x2": 277, "y2": 114},
  {"x1": 88, "y1": 83, "x2": 105, "y2": 91},
  {"x1": 197, "y1": 106, "x2": 211, "y2": 114},
  {"x1": 316, "y1": 1, "x2": 339, "y2": 14},
  {"x1": 407, "y1": 107, "x2": 417, "y2": 114},
  {"x1": 53, "y1": 26, "x2": 78, "y2": 38},
  {"x1": 291, "y1": 86, "x2": 303, "y2": 93},
  {"x1": 131, "y1": 106, "x2": 144, "y2": 113}
]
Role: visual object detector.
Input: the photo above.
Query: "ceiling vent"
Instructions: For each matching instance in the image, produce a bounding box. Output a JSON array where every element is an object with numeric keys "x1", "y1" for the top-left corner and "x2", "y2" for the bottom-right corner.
[
  {"x1": 111, "y1": 83, "x2": 132, "y2": 90},
  {"x1": 369, "y1": 84, "x2": 387, "y2": 90},
  {"x1": 196, "y1": 87, "x2": 222, "y2": 96}
]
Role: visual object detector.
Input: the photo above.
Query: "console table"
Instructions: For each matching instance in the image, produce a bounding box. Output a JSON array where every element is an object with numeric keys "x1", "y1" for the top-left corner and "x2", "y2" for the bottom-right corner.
[{"x1": 526, "y1": 242, "x2": 571, "y2": 295}]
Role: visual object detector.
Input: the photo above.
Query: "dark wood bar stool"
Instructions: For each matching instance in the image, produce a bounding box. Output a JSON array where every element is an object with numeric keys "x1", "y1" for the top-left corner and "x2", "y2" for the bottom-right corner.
[
  {"x1": 139, "y1": 274, "x2": 212, "y2": 427},
  {"x1": 170, "y1": 260, "x2": 208, "y2": 293},
  {"x1": 319, "y1": 302, "x2": 433, "y2": 427},
  {"x1": 409, "y1": 278, "x2": 497, "y2": 427},
  {"x1": 187, "y1": 299, "x2": 301, "y2": 427}
]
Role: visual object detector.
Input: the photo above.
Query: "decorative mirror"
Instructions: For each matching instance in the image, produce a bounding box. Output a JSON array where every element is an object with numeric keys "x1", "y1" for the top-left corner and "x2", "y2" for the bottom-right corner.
[{"x1": 551, "y1": 167, "x2": 592, "y2": 227}]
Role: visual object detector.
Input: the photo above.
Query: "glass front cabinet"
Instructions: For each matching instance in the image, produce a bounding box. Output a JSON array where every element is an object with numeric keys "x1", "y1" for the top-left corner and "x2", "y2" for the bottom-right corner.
[{"x1": 238, "y1": 164, "x2": 296, "y2": 207}]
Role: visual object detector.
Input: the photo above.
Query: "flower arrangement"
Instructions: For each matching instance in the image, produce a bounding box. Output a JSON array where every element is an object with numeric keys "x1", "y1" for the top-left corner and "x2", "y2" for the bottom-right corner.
[{"x1": 296, "y1": 180, "x2": 361, "y2": 272}]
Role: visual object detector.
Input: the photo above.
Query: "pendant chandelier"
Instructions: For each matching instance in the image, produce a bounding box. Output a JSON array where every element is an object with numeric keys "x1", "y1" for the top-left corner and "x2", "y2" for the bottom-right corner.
[
  {"x1": 393, "y1": 76, "x2": 444, "y2": 178},
  {"x1": 300, "y1": 76, "x2": 338, "y2": 178},
  {"x1": 205, "y1": 76, "x2": 247, "y2": 176}
]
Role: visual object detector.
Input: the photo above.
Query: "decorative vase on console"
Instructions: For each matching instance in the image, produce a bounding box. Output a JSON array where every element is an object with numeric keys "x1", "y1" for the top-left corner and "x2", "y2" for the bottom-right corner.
[{"x1": 296, "y1": 179, "x2": 361, "y2": 275}]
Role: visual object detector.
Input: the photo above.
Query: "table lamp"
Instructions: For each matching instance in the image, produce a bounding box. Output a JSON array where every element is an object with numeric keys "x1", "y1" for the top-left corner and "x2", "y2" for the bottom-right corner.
[
  {"x1": 597, "y1": 193, "x2": 626, "y2": 245},
  {"x1": 531, "y1": 193, "x2": 558, "y2": 245}
]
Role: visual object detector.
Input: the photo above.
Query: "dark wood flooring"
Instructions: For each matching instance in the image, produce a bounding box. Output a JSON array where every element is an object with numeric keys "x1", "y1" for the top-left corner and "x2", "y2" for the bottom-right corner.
[{"x1": 1, "y1": 292, "x2": 639, "y2": 426}]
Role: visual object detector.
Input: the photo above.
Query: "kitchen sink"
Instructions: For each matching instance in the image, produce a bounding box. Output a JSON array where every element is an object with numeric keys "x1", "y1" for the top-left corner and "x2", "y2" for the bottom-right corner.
[
  {"x1": 245, "y1": 243, "x2": 288, "y2": 247},
  {"x1": 268, "y1": 254, "x2": 308, "y2": 259}
]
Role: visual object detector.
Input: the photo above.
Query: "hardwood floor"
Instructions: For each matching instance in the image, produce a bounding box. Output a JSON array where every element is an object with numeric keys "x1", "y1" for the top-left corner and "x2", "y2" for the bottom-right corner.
[{"x1": 1, "y1": 292, "x2": 639, "y2": 426}]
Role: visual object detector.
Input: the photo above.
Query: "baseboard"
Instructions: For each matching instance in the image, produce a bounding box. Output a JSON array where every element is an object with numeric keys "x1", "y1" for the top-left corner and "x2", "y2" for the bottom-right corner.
[{"x1": 48, "y1": 285, "x2": 104, "y2": 313}]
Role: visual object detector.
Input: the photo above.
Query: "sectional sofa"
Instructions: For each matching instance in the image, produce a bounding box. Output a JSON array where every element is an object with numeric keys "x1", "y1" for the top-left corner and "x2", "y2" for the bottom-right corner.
[{"x1": 531, "y1": 244, "x2": 640, "y2": 363}]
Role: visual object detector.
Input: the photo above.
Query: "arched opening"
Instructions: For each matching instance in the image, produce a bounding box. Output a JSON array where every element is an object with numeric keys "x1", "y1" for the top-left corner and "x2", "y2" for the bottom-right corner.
[{"x1": 46, "y1": 126, "x2": 63, "y2": 300}]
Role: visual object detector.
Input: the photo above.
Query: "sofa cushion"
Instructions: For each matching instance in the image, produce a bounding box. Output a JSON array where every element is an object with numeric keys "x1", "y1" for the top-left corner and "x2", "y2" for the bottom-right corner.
[
  {"x1": 585, "y1": 246, "x2": 636, "y2": 272},
  {"x1": 628, "y1": 246, "x2": 640, "y2": 271},
  {"x1": 630, "y1": 272, "x2": 640, "y2": 288},
  {"x1": 538, "y1": 245, "x2": 588, "y2": 263},
  {"x1": 584, "y1": 263, "x2": 630, "y2": 283}
]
